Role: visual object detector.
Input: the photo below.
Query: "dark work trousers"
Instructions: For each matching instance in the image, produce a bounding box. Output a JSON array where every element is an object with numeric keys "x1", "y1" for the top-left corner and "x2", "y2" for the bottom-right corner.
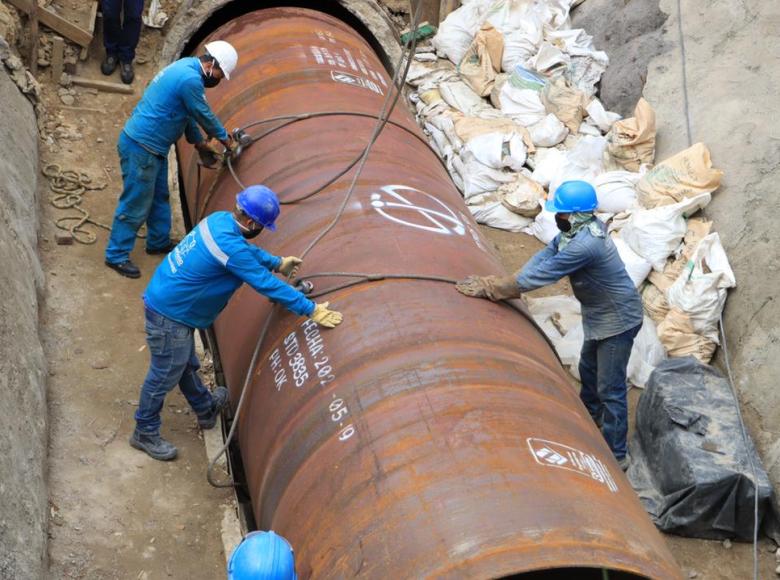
[{"x1": 102, "y1": 0, "x2": 145, "y2": 63}]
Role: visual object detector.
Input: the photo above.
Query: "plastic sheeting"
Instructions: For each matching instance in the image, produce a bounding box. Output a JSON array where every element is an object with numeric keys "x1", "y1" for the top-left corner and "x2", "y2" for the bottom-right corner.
[{"x1": 628, "y1": 357, "x2": 779, "y2": 541}]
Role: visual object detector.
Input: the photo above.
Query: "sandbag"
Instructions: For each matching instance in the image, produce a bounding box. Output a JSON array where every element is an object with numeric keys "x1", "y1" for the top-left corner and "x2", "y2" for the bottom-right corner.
[
  {"x1": 620, "y1": 193, "x2": 711, "y2": 271},
  {"x1": 627, "y1": 357, "x2": 778, "y2": 541},
  {"x1": 468, "y1": 193, "x2": 534, "y2": 232},
  {"x1": 497, "y1": 83, "x2": 547, "y2": 126},
  {"x1": 627, "y1": 317, "x2": 666, "y2": 388},
  {"x1": 432, "y1": 0, "x2": 494, "y2": 64},
  {"x1": 605, "y1": 98, "x2": 656, "y2": 172},
  {"x1": 439, "y1": 80, "x2": 491, "y2": 116},
  {"x1": 464, "y1": 131, "x2": 527, "y2": 171},
  {"x1": 545, "y1": 28, "x2": 609, "y2": 95},
  {"x1": 593, "y1": 170, "x2": 641, "y2": 213},
  {"x1": 453, "y1": 115, "x2": 535, "y2": 153},
  {"x1": 586, "y1": 98, "x2": 621, "y2": 133},
  {"x1": 642, "y1": 283, "x2": 670, "y2": 325},
  {"x1": 530, "y1": 147, "x2": 567, "y2": 187},
  {"x1": 499, "y1": 173, "x2": 546, "y2": 217},
  {"x1": 612, "y1": 234, "x2": 652, "y2": 288},
  {"x1": 530, "y1": 42, "x2": 570, "y2": 75},
  {"x1": 541, "y1": 76, "x2": 588, "y2": 133},
  {"x1": 528, "y1": 113, "x2": 568, "y2": 147},
  {"x1": 665, "y1": 233, "x2": 736, "y2": 343},
  {"x1": 636, "y1": 143, "x2": 724, "y2": 208},
  {"x1": 501, "y1": 25, "x2": 542, "y2": 72},
  {"x1": 657, "y1": 308, "x2": 717, "y2": 363},
  {"x1": 453, "y1": 151, "x2": 516, "y2": 199},
  {"x1": 647, "y1": 218, "x2": 713, "y2": 292},
  {"x1": 459, "y1": 23, "x2": 504, "y2": 97},
  {"x1": 523, "y1": 205, "x2": 559, "y2": 245},
  {"x1": 548, "y1": 134, "x2": 607, "y2": 195}
]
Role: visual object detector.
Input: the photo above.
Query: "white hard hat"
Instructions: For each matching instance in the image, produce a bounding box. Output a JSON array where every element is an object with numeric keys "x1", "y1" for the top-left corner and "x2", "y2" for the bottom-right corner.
[{"x1": 205, "y1": 40, "x2": 238, "y2": 80}]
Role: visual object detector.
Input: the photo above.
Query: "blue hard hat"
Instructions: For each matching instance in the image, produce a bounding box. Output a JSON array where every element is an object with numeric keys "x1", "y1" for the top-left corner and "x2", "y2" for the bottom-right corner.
[
  {"x1": 545, "y1": 180, "x2": 598, "y2": 213},
  {"x1": 227, "y1": 531, "x2": 297, "y2": 580},
  {"x1": 236, "y1": 185, "x2": 280, "y2": 231}
]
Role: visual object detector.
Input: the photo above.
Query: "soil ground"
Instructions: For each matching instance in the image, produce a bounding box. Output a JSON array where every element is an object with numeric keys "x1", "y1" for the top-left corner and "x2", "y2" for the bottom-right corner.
[
  {"x1": 40, "y1": 22, "x2": 230, "y2": 580},
  {"x1": 32, "y1": 2, "x2": 776, "y2": 580}
]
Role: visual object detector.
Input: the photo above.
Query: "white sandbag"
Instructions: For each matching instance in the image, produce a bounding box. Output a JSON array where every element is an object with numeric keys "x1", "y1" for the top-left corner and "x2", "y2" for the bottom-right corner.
[
  {"x1": 578, "y1": 123, "x2": 603, "y2": 137},
  {"x1": 432, "y1": 0, "x2": 494, "y2": 64},
  {"x1": 545, "y1": 29, "x2": 609, "y2": 95},
  {"x1": 527, "y1": 295, "x2": 584, "y2": 378},
  {"x1": 439, "y1": 81, "x2": 491, "y2": 116},
  {"x1": 586, "y1": 98, "x2": 621, "y2": 133},
  {"x1": 453, "y1": 152, "x2": 516, "y2": 199},
  {"x1": 620, "y1": 193, "x2": 711, "y2": 271},
  {"x1": 530, "y1": 42, "x2": 570, "y2": 74},
  {"x1": 468, "y1": 195, "x2": 533, "y2": 232},
  {"x1": 593, "y1": 170, "x2": 641, "y2": 213},
  {"x1": 530, "y1": 147, "x2": 567, "y2": 187},
  {"x1": 548, "y1": 135, "x2": 607, "y2": 195},
  {"x1": 523, "y1": 204, "x2": 559, "y2": 244},
  {"x1": 528, "y1": 113, "x2": 568, "y2": 147},
  {"x1": 499, "y1": 172, "x2": 546, "y2": 217},
  {"x1": 612, "y1": 234, "x2": 652, "y2": 287},
  {"x1": 464, "y1": 131, "x2": 527, "y2": 171},
  {"x1": 501, "y1": 26, "x2": 542, "y2": 72},
  {"x1": 406, "y1": 60, "x2": 459, "y2": 88},
  {"x1": 666, "y1": 232, "x2": 736, "y2": 342},
  {"x1": 627, "y1": 317, "x2": 666, "y2": 388},
  {"x1": 497, "y1": 84, "x2": 547, "y2": 126}
]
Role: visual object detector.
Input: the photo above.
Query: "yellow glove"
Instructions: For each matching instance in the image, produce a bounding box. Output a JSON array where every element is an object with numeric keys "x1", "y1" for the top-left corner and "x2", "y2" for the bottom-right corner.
[
  {"x1": 276, "y1": 256, "x2": 303, "y2": 277},
  {"x1": 311, "y1": 301, "x2": 343, "y2": 328}
]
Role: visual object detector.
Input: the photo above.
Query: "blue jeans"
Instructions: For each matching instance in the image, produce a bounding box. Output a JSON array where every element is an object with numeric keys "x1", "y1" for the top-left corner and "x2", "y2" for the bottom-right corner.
[
  {"x1": 102, "y1": 0, "x2": 144, "y2": 63},
  {"x1": 105, "y1": 132, "x2": 171, "y2": 264},
  {"x1": 135, "y1": 306, "x2": 213, "y2": 434},
  {"x1": 578, "y1": 323, "x2": 641, "y2": 460}
]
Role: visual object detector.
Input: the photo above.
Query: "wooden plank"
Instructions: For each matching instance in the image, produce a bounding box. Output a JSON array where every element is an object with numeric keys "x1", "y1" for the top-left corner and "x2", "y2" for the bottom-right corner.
[
  {"x1": 70, "y1": 75, "x2": 134, "y2": 94},
  {"x1": 51, "y1": 35, "x2": 64, "y2": 82},
  {"x1": 6, "y1": 0, "x2": 93, "y2": 47},
  {"x1": 6, "y1": 0, "x2": 33, "y2": 13},
  {"x1": 28, "y1": 0, "x2": 38, "y2": 75},
  {"x1": 80, "y1": 1, "x2": 98, "y2": 61}
]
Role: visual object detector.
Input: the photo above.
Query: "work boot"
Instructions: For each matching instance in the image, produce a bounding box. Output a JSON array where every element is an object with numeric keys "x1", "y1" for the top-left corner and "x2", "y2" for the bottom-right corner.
[
  {"x1": 120, "y1": 61, "x2": 135, "y2": 85},
  {"x1": 129, "y1": 430, "x2": 178, "y2": 461},
  {"x1": 101, "y1": 54, "x2": 118, "y2": 76},
  {"x1": 105, "y1": 259, "x2": 141, "y2": 279},
  {"x1": 197, "y1": 387, "x2": 229, "y2": 430},
  {"x1": 145, "y1": 239, "x2": 180, "y2": 255}
]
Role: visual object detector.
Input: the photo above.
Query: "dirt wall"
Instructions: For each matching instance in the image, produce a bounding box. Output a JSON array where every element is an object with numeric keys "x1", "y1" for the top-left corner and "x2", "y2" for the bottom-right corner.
[{"x1": 0, "y1": 66, "x2": 47, "y2": 578}]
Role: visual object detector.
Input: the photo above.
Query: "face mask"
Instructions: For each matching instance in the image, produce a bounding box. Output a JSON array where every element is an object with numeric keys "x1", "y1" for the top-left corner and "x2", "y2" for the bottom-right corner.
[
  {"x1": 236, "y1": 219, "x2": 263, "y2": 239},
  {"x1": 202, "y1": 62, "x2": 221, "y2": 88},
  {"x1": 555, "y1": 214, "x2": 572, "y2": 232}
]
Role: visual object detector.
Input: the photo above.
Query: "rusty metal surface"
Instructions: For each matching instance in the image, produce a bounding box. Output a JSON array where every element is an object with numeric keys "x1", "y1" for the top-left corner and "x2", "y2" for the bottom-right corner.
[{"x1": 179, "y1": 8, "x2": 682, "y2": 579}]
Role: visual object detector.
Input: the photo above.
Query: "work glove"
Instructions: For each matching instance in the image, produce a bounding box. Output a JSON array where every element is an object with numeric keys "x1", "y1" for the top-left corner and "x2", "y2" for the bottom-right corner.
[
  {"x1": 311, "y1": 302, "x2": 343, "y2": 328},
  {"x1": 195, "y1": 141, "x2": 221, "y2": 168},
  {"x1": 276, "y1": 256, "x2": 303, "y2": 277},
  {"x1": 219, "y1": 134, "x2": 235, "y2": 153},
  {"x1": 455, "y1": 274, "x2": 523, "y2": 301}
]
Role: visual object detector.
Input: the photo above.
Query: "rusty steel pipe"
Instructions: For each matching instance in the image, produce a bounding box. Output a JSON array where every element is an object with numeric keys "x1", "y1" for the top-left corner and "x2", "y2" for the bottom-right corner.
[{"x1": 178, "y1": 7, "x2": 681, "y2": 579}]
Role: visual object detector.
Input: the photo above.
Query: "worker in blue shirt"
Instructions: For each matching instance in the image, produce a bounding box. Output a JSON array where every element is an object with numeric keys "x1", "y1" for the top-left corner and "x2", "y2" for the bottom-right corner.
[
  {"x1": 130, "y1": 185, "x2": 344, "y2": 461},
  {"x1": 456, "y1": 181, "x2": 643, "y2": 471},
  {"x1": 105, "y1": 40, "x2": 239, "y2": 279}
]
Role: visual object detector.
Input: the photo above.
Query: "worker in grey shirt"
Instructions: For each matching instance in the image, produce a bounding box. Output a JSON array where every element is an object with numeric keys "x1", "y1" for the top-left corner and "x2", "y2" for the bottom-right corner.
[{"x1": 456, "y1": 180, "x2": 643, "y2": 470}]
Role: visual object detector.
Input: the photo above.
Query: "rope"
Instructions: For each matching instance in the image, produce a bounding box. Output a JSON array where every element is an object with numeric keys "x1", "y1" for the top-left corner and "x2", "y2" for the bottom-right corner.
[
  {"x1": 207, "y1": 0, "x2": 425, "y2": 488},
  {"x1": 43, "y1": 163, "x2": 145, "y2": 244}
]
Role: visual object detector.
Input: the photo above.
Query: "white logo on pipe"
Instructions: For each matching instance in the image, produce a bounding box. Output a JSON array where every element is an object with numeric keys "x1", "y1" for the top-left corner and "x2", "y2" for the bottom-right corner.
[{"x1": 370, "y1": 185, "x2": 466, "y2": 236}]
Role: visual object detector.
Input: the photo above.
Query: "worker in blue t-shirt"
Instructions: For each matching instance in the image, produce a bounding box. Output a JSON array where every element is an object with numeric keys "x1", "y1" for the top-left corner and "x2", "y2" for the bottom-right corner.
[
  {"x1": 129, "y1": 185, "x2": 343, "y2": 461},
  {"x1": 105, "y1": 40, "x2": 239, "y2": 279}
]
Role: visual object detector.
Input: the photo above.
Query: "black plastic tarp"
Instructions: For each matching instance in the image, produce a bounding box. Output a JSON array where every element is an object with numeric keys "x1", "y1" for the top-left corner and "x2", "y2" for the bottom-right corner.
[{"x1": 627, "y1": 356, "x2": 779, "y2": 541}]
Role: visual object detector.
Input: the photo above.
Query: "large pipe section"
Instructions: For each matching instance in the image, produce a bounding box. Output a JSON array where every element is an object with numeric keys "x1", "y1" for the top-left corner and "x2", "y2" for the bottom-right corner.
[{"x1": 178, "y1": 7, "x2": 681, "y2": 579}]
